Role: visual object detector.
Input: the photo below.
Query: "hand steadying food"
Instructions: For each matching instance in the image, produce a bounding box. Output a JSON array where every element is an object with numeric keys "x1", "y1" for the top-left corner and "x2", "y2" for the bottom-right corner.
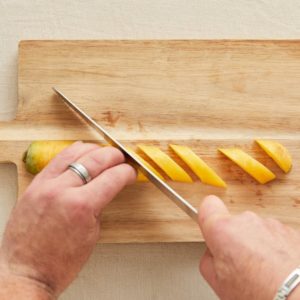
[{"x1": 0, "y1": 142, "x2": 136, "y2": 299}]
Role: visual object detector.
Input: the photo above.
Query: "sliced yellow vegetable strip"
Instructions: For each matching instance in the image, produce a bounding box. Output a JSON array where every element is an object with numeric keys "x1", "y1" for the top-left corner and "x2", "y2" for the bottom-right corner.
[
  {"x1": 126, "y1": 147, "x2": 165, "y2": 182},
  {"x1": 256, "y1": 140, "x2": 292, "y2": 173},
  {"x1": 138, "y1": 145, "x2": 193, "y2": 183},
  {"x1": 219, "y1": 148, "x2": 276, "y2": 184},
  {"x1": 170, "y1": 144, "x2": 226, "y2": 188}
]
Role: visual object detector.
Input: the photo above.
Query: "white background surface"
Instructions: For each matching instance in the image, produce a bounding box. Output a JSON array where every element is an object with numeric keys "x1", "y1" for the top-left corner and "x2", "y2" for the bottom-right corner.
[{"x1": 0, "y1": 1, "x2": 300, "y2": 299}]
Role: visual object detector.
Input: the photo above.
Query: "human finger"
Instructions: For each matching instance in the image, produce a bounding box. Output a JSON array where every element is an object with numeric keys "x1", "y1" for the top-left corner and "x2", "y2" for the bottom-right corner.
[
  {"x1": 58, "y1": 146, "x2": 125, "y2": 187},
  {"x1": 78, "y1": 163, "x2": 136, "y2": 215},
  {"x1": 198, "y1": 195, "x2": 231, "y2": 254},
  {"x1": 38, "y1": 141, "x2": 99, "y2": 179}
]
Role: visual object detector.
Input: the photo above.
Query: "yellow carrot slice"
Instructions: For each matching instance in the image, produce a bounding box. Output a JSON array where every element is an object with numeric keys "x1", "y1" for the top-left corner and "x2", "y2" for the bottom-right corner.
[
  {"x1": 219, "y1": 148, "x2": 276, "y2": 184},
  {"x1": 256, "y1": 140, "x2": 292, "y2": 173},
  {"x1": 170, "y1": 144, "x2": 226, "y2": 188},
  {"x1": 138, "y1": 145, "x2": 193, "y2": 183},
  {"x1": 126, "y1": 147, "x2": 165, "y2": 182}
]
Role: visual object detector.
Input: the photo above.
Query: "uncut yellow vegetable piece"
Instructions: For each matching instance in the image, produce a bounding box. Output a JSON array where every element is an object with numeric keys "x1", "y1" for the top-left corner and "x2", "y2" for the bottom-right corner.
[
  {"x1": 24, "y1": 140, "x2": 74, "y2": 174},
  {"x1": 138, "y1": 145, "x2": 193, "y2": 183},
  {"x1": 170, "y1": 144, "x2": 226, "y2": 188},
  {"x1": 256, "y1": 140, "x2": 292, "y2": 173},
  {"x1": 219, "y1": 148, "x2": 276, "y2": 184},
  {"x1": 126, "y1": 148, "x2": 165, "y2": 182}
]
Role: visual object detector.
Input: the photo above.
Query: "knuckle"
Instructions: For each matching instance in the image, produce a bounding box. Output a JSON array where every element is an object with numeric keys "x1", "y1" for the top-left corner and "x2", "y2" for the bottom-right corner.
[
  {"x1": 56, "y1": 142, "x2": 98, "y2": 161},
  {"x1": 106, "y1": 146, "x2": 124, "y2": 156},
  {"x1": 55, "y1": 148, "x2": 77, "y2": 163},
  {"x1": 87, "y1": 147, "x2": 125, "y2": 168},
  {"x1": 21, "y1": 179, "x2": 61, "y2": 206},
  {"x1": 67, "y1": 197, "x2": 94, "y2": 221},
  {"x1": 41, "y1": 184, "x2": 60, "y2": 202},
  {"x1": 103, "y1": 146, "x2": 125, "y2": 163},
  {"x1": 22, "y1": 181, "x2": 61, "y2": 211},
  {"x1": 88, "y1": 151, "x2": 105, "y2": 166}
]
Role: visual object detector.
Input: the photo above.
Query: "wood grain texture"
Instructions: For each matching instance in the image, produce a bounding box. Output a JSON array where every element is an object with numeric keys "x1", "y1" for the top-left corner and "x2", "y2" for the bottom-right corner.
[{"x1": 1, "y1": 40, "x2": 300, "y2": 243}]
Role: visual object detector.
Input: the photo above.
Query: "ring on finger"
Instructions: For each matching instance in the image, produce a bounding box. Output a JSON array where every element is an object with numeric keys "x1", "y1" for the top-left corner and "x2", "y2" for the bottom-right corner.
[{"x1": 68, "y1": 162, "x2": 92, "y2": 184}]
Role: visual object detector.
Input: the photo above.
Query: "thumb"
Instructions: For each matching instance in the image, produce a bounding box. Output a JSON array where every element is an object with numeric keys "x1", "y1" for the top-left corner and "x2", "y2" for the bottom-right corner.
[{"x1": 198, "y1": 195, "x2": 231, "y2": 253}]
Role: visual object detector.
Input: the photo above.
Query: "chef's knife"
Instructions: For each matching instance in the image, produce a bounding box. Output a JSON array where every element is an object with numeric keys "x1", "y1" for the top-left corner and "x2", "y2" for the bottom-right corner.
[{"x1": 53, "y1": 87, "x2": 198, "y2": 223}]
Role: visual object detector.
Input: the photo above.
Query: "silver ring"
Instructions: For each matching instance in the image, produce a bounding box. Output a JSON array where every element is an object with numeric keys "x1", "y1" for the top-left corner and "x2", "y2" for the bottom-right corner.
[{"x1": 68, "y1": 163, "x2": 92, "y2": 184}]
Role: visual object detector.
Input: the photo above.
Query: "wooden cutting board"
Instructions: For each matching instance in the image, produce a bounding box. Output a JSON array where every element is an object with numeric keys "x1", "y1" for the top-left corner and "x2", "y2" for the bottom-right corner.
[{"x1": 0, "y1": 40, "x2": 300, "y2": 243}]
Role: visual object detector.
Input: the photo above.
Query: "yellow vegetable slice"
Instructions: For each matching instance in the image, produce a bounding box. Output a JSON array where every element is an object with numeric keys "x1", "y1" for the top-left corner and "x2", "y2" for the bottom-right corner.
[
  {"x1": 170, "y1": 144, "x2": 226, "y2": 188},
  {"x1": 219, "y1": 148, "x2": 276, "y2": 184},
  {"x1": 138, "y1": 145, "x2": 193, "y2": 183},
  {"x1": 256, "y1": 140, "x2": 292, "y2": 173},
  {"x1": 126, "y1": 148, "x2": 165, "y2": 182}
]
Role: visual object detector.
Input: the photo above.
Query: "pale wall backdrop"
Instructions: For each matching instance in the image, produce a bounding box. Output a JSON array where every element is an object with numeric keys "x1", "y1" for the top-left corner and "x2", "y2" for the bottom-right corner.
[{"x1": 0, "y1": 1, "x2": 300, "y2": 299}]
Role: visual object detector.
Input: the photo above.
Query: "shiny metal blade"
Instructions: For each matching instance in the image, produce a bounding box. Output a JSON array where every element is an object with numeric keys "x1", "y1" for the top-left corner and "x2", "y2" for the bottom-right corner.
[{"x1": 53, "y1": 87, "x2": 198, "y2": 222}]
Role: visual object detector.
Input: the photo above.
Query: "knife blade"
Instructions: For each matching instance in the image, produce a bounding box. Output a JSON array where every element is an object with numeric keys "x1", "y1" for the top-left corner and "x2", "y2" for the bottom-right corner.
[{"x1": 53, "y1": 87, "x2": 198, "y2": 223}]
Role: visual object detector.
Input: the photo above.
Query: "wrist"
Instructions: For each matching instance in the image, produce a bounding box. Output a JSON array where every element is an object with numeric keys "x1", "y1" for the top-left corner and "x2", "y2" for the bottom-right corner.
[
  {"x1": 0, "y1": 255, "x2": 55, "y2": 300},
  {"x1": 0, "y1": 272, "x2": 55, "y2": 300},
  {"x1": 273, "y1": 265, "x2": 300, "y2": 300},
  {"x1": 289, "y1": 286, "x2": 300, "y2": 300},
  {"x1": 0, "y1": 274, "x2": 54, "y2": 300}
]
